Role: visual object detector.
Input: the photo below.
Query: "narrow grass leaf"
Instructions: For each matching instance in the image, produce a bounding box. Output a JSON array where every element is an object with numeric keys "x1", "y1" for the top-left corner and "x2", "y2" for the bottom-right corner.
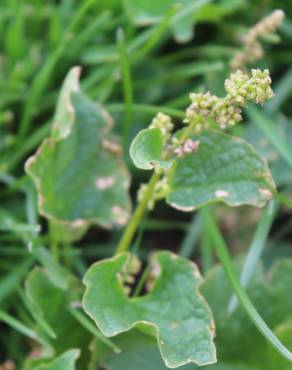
[
  {"x1": 202, "y1": 207, "x2": 292, "y2": 362},
  {"x1": 247, "y1": 106, "x2": 292, "y2": 169},
  {"x1": 228, "y1": 199, "x2": 278, "y2": 313}
]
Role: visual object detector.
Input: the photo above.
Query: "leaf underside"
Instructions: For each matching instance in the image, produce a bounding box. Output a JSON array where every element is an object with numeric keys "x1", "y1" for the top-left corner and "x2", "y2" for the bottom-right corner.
[{"x1": 82, "y1": 251, "x2": 216, "y2": 368}]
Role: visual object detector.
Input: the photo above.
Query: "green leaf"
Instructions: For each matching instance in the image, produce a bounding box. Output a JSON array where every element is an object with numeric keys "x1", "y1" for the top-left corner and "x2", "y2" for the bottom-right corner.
[
  {"x1": 130, "y1": 128, "x2": 172, "y2": 170},
  {"x1": 33, "y1": 349, "x2": 80, "y2": 370},
  {"x1": 101, "y1": 330, "x2": 200, "y2": 369},
  {"x1": 192, "y1": 0, "x2": 244, "y2": 23},
  {"x1": 101, "y1": 330, "x2": 256, "y2": 370},
  {"x1": 25, "y1": 267, "x2": 91, "y2": 365},
  {"x1": 265, "y1": 320, "x2": 292, "y2": 370},
  {"x1": 83, "y1": 251, "x2": 216, "y2": 368},
  {"x1": 201, "y1": 259, "x2": 292, "y2": 368},
  {"x1": 245, "y1": 116, "x2": 292, "y2": 186},
  {"x1": 25, "y1": 67, "x2": 131, "y2": 240},
  {"x1": 0, "y1": 257, "x2": 33, "y2": 303},
  {"x1": 123, "y1": 0, "x2": 212, "y2": 43},
  {"x1": 52, "y1": 66, "x2": 80, "y2": 141},
  {"x1": 124, "y1": 0, "x2": 172, "y2": 25},
  {"x1": 34, "y1": 246, "x2": 72, "y2": 290},
  {"x1": 166, "y1": 129, "x2": 276, "y2": 211},
  {"x1": 205, "y1": 365, "x2": 257, "y2": 370}
]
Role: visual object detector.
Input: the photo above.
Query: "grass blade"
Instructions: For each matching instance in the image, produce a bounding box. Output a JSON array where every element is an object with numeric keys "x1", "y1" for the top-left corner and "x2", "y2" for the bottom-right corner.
[
  {"x1": 0, "y1": 309, "x2": 38, "y2": 341},
  {"x1": 202, "y1": 207, "x2": 292, "y2": 362},
  {"x1": 179, "y1": 213, "x2": 203, "y2": 258},
  {"x1": 228, "y1": 199, "x2": 278, "y2": 313},
  {"x1": 117, "y1": 28, "x2": 134, "y2": 147},
  {"x1": 265, "y1": 67, "x2": 292, "y2": 114},
  {"x1": 247, "y1": 105, "x2": 292, "y2": 168},
  {"x1": 70, "y1": 307, "x2": 121, "y2": 354},
  {"x1": 133, "y1": 5, "x2": 178, "y2": 61},
  {"x1": 0, "y1": 258, "x2": 33, "y2": 302},
  {"x1": 17, "y1": 289, "x2": 56, "y2": 339},
  {"x1": 19, "y1": 0, "x2": 95, "y2": 138},
  {"x1": 107, "y1": 103, "x2": 184, "y2": 119}
]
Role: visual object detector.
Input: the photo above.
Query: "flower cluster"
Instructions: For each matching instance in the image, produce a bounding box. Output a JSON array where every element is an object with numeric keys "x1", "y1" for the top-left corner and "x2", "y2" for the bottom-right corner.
[
  {"x1": 230, "y1": 9, "x2": 284, "y2": 70},
  {"x1": 225, "y1": 69, "x2": 273, "y2": 105},
  {"x1": 185, "y1": 69, "x2": 273, "y2": 131},
  {"x1": 212, "y1": 99, "x2": 242, "y2": 129},
  {"x1": 138, "y1": 177, "x2": 169, "y2": 210},
  {"x1": 171, "y1": 138, "x2": 200, "y2": 158},
  {"x1": 149, "y1": 112, "x2": 174, "y2": 141},
  {"x1": 184, "y1": 92, "x2": 218, "y2": 132}
]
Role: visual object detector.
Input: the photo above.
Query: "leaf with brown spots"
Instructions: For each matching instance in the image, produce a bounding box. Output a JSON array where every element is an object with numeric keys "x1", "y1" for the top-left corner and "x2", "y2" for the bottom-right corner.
[
  {"x1": 82, "y1": 251, "x2": 216, "y2": 368},
  {"x1": 25, "y1": 67, "x2": 131, "y2": 241},
  {"x1": 166, "y1": 129, "x2": 276, "y2": 211}
]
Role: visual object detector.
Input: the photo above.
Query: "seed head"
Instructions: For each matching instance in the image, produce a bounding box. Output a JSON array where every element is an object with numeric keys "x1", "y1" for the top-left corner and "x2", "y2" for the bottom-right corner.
[
  {"x1": 225, "y1": 69, "x2": 273, "y2": 105},
  {"x1": 230, "y1": 9, "x2": 285, "y2": 70},
  {"x1": 185, "y1": 69, "x2": 273, "y2": 130}
]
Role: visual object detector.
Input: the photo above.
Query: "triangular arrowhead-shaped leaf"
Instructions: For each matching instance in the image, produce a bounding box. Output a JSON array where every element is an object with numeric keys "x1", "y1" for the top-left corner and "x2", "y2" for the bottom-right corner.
[
  {"x1": 33, "y1": 349, "x2": 80, "y2": 370},
  {"x1": 166, "y1": 129, "x2": 276, "y2": 211},
  {"x1": 130, "y1": 128, "x2": 172, "y2": 170},
  {"x1": 25, "y1": 67, "x2": 131, "y2": 239},
  {"x1": 82, "y1": 251, "x2": 216, "y2": 368}
]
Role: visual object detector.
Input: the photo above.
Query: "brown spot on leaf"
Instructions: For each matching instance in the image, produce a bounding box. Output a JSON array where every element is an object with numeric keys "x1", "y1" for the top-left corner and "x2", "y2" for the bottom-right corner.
[
  {"x1": 69, "y1": 219, "x2": 87, "y2": 229},
  {"x1": 112, "y1": 206, "x2": 129, "y2": 225},
  {"x1": 259, "y1": 188, "x2": 272, "y2": 198},
  {"x1": 95, "y1": 176, "x2": 115, "y2": 190},
  {"x1": 215, "y1": 190, "x2": 229, "y2": 198},
  {"x1": 102, "y1": 139, "x2": 122, "y2": 154}
]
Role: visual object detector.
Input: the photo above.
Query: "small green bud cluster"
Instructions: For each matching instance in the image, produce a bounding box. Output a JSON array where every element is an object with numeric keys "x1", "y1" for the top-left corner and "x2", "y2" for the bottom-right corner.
[
  {"x1": 117, "y1": 255, "x2": 141, "y2": 295},
  {"x1": 185, "y1": 69, "x2": 273, "y2": 131},
  {"x1": 225, "y1": 69, "x2": 273, "y2": 104},
  {"x1": 212, "y1": 99, "x2": 242, "y2": 129},
  {"x1": 230, "y1": 9, "x2": 284, "y2": 70},
  {"x1": 149, "y1": 112, "x2": 174, "y2": 141},
  {"x1": 138, "y1": 178, "x2": 169, "y2": 210},
  {"x1": 184, "y1": 92, "x2": 218, "y2": 133}
]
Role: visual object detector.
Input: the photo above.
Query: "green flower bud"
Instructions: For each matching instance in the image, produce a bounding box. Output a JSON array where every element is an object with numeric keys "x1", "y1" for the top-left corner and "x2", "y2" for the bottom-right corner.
[
  {"x1": 185, "y1": 69, "x2": 273, "y2": 131},
  {"x1": 149, "y1": 112, "x2": 174, "y2": 141}
]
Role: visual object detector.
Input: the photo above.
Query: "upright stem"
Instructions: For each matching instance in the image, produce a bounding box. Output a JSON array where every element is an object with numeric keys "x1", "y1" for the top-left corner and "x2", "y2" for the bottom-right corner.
[
  {"x1": 115, "y1": 171, "x2": 160, "y2": 255},
  {"x1": 115, "y1": 117, "x2": 199, "y2": 256},
  {"x1": 117, "y1": 28, "x2": 134, "y2": 148}
]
